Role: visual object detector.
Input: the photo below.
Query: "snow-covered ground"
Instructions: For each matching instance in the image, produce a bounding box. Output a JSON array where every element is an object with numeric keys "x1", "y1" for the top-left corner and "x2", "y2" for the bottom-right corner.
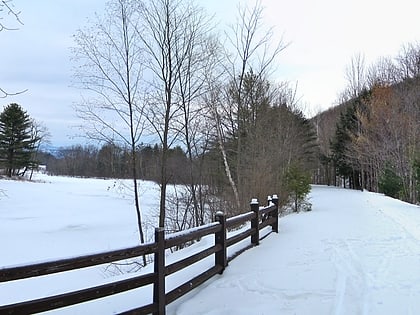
[
  {"x1": 0, "y1": 173, "x2": 172, "y2": 265},
  {"x1": 169, "y1": 186, "x2": 420, "y2": 315},
  {"x1": 1, "y1": 175, "x2": 420, "y2": 314}
]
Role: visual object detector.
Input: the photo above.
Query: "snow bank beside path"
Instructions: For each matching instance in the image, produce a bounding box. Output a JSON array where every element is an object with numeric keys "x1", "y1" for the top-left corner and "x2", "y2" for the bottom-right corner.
[{"x1": 169, "y1": 186, "x2": 420, "y2": 315}]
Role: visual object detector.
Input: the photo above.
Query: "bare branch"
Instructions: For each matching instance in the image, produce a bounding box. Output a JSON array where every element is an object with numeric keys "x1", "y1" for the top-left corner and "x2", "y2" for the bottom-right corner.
[
  {"x1": 0, "y1": 87, "x2": 28, "y2": 98},
  {"x1": 344, "y1": 53, "x2": 366, "y2": 100},
  {"x1": 0, "y1": 0, "x2": 23, "y2": 31}
]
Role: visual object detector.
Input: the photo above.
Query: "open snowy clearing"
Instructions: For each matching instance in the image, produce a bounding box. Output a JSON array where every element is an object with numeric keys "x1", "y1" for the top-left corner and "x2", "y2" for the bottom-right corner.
[{"x1": 1, "y1": 175, "x2": 420, "y2": 314}]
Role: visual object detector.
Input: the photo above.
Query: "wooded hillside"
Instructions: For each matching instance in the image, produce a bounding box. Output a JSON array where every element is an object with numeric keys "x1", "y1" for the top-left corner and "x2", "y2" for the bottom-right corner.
[{"x1": 312, "y1": 43, "x2": 420, "y2": 204}]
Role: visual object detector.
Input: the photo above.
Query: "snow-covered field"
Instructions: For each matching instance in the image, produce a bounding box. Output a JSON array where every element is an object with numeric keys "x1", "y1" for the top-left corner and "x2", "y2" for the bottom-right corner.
[
  {"x1": 0, "y1": 174, "x2": 160, "y2": 266},
  {"x1": 1, "y1": 174, "x2": 420, "y2": 314}
]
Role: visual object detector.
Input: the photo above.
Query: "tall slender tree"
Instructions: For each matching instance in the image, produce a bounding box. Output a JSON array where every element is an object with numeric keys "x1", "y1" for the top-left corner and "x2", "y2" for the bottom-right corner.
[
  {"x1": 73, "y1": 0, "x2": 147, "y2": 253},
  {"x1": 136, "y1": 0, "x2": 212, "y2": 228}
]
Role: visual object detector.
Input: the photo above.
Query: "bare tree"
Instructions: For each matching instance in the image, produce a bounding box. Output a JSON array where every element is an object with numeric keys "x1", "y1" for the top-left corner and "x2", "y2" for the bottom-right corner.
[
  {"x1": 343, "y1": 53, "x2": 366, "y2": 100},
  {"x1": 366, "y1": 56, "x2": 398, "y2": 88},
  {"x1": 175, "y1": 25, "x2": 216, "y2": 228},
  {"x1": 396, "y1": 42, "x2": 420, "y2": 80},
  {"x1": 135, "y1": 0, "x2": 212, "y2": 228},
  {"x1": 28, "y1": 120, "x2": 50, "y2": 180},
  {"x1": 73, "y1": 0, "x2": 147, "y2": 255}
]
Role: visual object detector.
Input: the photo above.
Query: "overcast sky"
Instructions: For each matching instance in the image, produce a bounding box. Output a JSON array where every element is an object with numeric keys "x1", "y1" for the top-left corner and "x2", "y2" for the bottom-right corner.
[{"x1": 1, "y1": 0, "x2": 419, "y2": 147}]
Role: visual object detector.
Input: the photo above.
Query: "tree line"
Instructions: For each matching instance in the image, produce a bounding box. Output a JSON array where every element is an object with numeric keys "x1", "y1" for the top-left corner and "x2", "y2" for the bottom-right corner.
[
  {"x1": 43, "y1": 143, "x2": 189, "y2": 183},
  {"x1": 313, "y1": 42, "x2": 420, "y2": 204}
]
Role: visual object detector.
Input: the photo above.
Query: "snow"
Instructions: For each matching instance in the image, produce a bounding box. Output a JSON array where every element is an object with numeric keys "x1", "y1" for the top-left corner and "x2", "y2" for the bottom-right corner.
[
  {"x1": 169, "y1": 186, "x2": 420, "y2": 315},
  {"x1": 1, "y1": 176, "x2": 420, "y2": 314}
]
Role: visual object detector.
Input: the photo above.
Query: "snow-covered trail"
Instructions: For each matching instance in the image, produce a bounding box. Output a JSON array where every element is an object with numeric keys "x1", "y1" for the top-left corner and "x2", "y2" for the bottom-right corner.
[{"x1": 168, "y1": 186, "x2": 420, "y2": 315}]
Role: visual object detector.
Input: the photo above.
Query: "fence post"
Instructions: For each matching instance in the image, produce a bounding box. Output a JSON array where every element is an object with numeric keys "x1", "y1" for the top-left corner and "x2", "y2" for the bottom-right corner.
[
  {"x1": 214, "y1": 211, "x2": 227, "y2": 274},
  {"x1": 153, "y1": 227, "x2": 165, "y2": 315},
  {"x1": 250, "y1": 198, "x2": 259, "y2": 245},
  {"x1": 272, "y1": 194, "x2": 279, "y2": 233}
]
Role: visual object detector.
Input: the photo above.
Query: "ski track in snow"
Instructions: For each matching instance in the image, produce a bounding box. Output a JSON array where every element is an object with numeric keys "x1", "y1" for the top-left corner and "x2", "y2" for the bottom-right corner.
[{"x1": 326, "y1": 194, "x2": 420, "y2": 315}]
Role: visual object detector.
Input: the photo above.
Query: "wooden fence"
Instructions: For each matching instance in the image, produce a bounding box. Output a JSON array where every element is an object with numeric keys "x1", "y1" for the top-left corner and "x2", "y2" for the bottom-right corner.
[{"x1": 0, "y1": 195, "x2": 279, "y2": 315}]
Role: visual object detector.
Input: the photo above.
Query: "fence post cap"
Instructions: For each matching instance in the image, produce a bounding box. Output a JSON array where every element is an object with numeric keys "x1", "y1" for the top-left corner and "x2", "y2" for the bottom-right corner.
[
  {"x1": 250, "y1": 198, "x2": 259, "y2": 205},
  {"x1": 267, "y1": 195, "x2": 272, "y2": 201},
  {"x1": 215, "y1": 211, "x2": 224, "y2": 216},
  {"x1": 272, "y1": 194, "x2": 279, "y2": 200}
]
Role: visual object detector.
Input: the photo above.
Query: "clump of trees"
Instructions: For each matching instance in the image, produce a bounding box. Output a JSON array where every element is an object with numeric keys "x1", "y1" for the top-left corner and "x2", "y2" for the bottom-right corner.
[
  {"x1": 65, "y1": 0, "x2": 319, "y2": 241},
  {"x1": 313, "y1": 43, "x2": 420, "y2": 204},
  {"x1": 0, "y1": 103, "x2": 43, "y2": 178}
]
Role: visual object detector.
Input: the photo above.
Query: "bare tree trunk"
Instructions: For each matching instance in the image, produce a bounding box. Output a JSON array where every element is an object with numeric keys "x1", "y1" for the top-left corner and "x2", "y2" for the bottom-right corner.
[
  {"x1": 137, "y1": 0, "x2": 212, "y2": 228},
  {"x1": 73, "y1": 0, "x2": 147, "y2": 249}
]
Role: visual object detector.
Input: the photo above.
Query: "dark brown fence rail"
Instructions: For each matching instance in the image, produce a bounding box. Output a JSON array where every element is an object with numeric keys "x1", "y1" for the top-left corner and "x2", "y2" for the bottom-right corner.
[{"x1": 0, "y1": 195, "x2": 279, "y2": 315}]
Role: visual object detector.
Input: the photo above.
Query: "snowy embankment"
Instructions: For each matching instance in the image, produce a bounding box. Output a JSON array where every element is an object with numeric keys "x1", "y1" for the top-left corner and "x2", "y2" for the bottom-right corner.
[{"x1": 1, "y1": 175, "x2": 420, "y2": 314}]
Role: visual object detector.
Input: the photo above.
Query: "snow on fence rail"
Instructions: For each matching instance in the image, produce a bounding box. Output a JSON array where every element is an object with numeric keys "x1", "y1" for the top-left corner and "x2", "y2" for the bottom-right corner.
[{"x1": 0, "y1": 195, "x2": 279, "y2": 315}]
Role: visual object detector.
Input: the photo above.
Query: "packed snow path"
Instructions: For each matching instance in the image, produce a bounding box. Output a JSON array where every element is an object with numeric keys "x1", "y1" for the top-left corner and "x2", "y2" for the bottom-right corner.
[{"x1": 169, "y1": 186, "x2": 420, "y2": 315}]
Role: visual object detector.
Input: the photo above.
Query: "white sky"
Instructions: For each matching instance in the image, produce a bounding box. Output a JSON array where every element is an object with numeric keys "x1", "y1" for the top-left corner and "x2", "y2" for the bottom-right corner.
[{"x1": 1, "y1": 0, "x2": 419, "y2": 147}]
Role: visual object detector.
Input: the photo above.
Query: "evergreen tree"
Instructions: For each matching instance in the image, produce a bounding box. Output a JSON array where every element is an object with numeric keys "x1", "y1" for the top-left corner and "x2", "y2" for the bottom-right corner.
[
  {"x1": 330, "y1": 89, "x2": 370, "y2": 189},
  {"x1": 330, "y1": 107, "x2": 355, "y2": 184},
  {"x1": 285, "y1": 163, "x2": 312, "y2": 212},
  {"x1": 378, "y1": 163, "x2": 403, "y2": 199},
  {"x1": 0, "y1": 103, "x2": 39, "y2": 177}
]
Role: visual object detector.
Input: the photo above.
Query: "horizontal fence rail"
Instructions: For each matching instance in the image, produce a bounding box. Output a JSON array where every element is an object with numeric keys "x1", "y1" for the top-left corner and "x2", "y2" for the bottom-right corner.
[
  {"x1": 0, "y1": 195, "x2": 279, "y2": 315},
  {"x1": 0, "y1": 242, "x2": 158, "y2": 282}
]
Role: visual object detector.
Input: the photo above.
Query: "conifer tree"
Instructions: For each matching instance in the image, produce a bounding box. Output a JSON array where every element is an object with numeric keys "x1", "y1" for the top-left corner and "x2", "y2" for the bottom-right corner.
[
  {"x1": 330, "y1": 90, "x2": 370, "y2": 189},
  {"x1": 0, "y1": 103, "x2": 38, "y2": 177},
  {"x1": 378, "y1": 163, "x2": 403, "y2": 199},
  {"x1": 285, "y1": 163, "x2": 312, "y2": 212}
]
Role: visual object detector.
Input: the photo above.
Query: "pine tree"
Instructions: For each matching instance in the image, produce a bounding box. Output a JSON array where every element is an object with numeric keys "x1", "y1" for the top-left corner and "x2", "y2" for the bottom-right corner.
[
  {"x1": 330, "y1": 107, "x2": 355, "y2": 185},
  {"x1": 378, "y1": 163, "x2": 403, "y2": 199},
  {"x1": 285, "y1": 163, "x2": 312, "y2": 212},
  {"x1": 330, "y1": 90, "x2": 370, "y2": 189},
  {"x1": 0, "y1": 103, "x2": 38, "y2": 177}
]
